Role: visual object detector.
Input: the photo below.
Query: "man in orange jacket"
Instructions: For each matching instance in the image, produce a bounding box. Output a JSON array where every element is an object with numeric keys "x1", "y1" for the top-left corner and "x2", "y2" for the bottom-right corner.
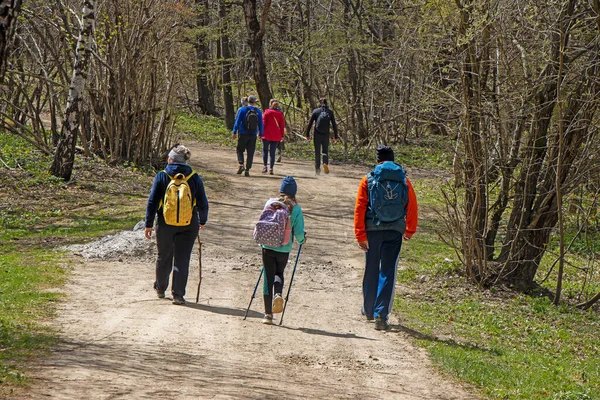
[{"x1": 354, "y1": 145, "x2": 418, "y2": 330}]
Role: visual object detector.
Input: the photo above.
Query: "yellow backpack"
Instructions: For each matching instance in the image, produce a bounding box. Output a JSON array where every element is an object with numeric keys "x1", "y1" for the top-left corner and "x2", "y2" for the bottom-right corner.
[{"x1": 160, "y1": 171, "x2": 196, "y2": 226}]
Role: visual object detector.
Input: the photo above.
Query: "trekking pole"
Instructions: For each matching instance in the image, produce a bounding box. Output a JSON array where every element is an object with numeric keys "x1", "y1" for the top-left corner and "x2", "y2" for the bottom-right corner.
[
  {"x1": 195, "y1": 234, "x2": 202, "y2": 304},
  {"x1": 243, "y1": 267, "x2": 264, "y2": 320},
  {"x1": 279, "y1": 244, "x2": 303, "y2": 326}
]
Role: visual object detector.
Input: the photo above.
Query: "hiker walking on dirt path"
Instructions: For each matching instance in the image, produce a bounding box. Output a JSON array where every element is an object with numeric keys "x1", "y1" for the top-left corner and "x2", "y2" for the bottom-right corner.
[
  {"x1": 257, "y1": 176, "x2": 306, "y2": 325},
  {"x1": 305, "y1": 98, "x2": 339, "y2": 175},
  {"x1": 354, "y1": 145, "x2": 418, "y2": 330},
  {"x1": 261, "y1": 99, "x2": 285, "y2": 175},
  {"x1": 144, "y1": 145, "x2": 209, "y2": 305},
  {"x1": 232, "y1": 95, "x2": 263, "y2": 177}
]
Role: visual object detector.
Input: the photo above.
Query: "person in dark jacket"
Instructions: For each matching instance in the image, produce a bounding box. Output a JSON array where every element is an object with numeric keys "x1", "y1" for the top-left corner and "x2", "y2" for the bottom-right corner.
[
  {"x1": 232, "y1": 95, "x2": 264, "y2": 177},
  {"x1": 354, "y1": 145, "x2": 418, "y2": 330},
  {"x1": 145, "y1": 145, "x2": 209, "y2": 305},
  {"x1": 305, "y1": 98, "x2": 339, "y2": 175}
]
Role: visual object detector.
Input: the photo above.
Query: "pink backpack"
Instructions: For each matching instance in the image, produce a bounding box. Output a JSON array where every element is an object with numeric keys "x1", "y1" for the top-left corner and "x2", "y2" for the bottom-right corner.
[{"x1": 254, "y1": 199, "x2": 292, "y2": 247}]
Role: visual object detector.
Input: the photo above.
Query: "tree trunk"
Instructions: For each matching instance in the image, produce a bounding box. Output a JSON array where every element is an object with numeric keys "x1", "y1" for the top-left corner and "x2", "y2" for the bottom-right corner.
[
  {"x1": 0, "y1": 0, "x2": 22, "y2": 83},
  {"x1": 242, "y1": 0, "x2": 272, "y2": 108},
  {"x1": 496, "y1": 0, "x2": 578, "y2": 289},
  {"x1": 50, "y1": 0, "x2": 96, "y2": 181},
  {"x1": 219, "y1": 0, "x2": 234, "y2": 130},
  {"x1": 195, "y1": 0, "x2": 217, "y2": 116}
]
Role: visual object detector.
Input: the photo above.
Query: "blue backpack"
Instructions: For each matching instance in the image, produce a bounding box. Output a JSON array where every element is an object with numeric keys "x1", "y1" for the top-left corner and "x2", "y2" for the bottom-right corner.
[{"x1": 367, "y1": 162, "x2": 408, "y2": 224}]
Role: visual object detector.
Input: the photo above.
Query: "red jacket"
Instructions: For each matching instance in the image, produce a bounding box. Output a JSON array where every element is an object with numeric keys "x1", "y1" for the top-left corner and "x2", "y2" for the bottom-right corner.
[
  {"x1": 262, "y1": 108, "x2": 285, "y2": 142},
  {"x1": 354, "y1": 174, "x2": 418, "y2": 243}
]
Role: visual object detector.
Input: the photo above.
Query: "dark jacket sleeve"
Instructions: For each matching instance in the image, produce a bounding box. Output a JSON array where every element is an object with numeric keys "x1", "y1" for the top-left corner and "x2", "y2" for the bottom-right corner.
[
  {"x1": 145, "y1": 171, "x2": 168, "y2": 228},
  {"x1": 193, "y1": 175, "x2": 209, "y2": 225},
  {"x1": 330, "y1": 109, "x2": 338, "y2": 139},
  {"x1": 305, "y1": 109, "x2": 317, "y2": 137}
]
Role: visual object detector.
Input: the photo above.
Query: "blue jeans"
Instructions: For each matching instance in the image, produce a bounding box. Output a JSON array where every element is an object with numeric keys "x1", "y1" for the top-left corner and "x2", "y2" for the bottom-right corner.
[
  {"x1": 262, "y1": 139, "x2": 279, "y2": 170},
  {"x1": 362, "y1": 230, "x2": 403, "y2": 320}
]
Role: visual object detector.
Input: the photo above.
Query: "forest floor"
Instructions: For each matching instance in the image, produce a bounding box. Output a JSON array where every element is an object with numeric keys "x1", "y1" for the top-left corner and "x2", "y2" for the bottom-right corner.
[{"x1": 16, "y1": 141, "x2": 479, "y2": 399}]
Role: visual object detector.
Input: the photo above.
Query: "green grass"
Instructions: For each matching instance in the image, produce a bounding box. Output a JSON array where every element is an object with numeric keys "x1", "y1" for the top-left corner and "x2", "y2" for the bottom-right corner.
[
  {"x1": 397, "y1": 175, "x2": 600, "y2": 400},
  {"x1": 0, "y1": 131, "x2": 152, "y2": 390}
]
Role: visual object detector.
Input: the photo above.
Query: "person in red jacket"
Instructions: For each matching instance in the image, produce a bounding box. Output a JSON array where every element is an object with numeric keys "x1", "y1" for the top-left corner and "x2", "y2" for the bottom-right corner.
[
  {"x1": 261, "y1": 99, "x2": 285, "y2": 175},
  {"x1": 354, "y1": 145, "x2": 418, "y2": 331}
]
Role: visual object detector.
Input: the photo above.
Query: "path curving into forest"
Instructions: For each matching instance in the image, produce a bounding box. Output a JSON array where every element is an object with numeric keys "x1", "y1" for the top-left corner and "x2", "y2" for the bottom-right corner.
[{"x1": 20, "y1": 141, "x2": 478, "y2": 399}]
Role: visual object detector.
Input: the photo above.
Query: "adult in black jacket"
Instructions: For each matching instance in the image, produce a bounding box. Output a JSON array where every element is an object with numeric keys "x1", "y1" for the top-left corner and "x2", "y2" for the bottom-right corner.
[
  {"x1": 145, "y1": 145, "x2": 209, "y2": 305},
  {"x1": 305, "y1": 98, "x2": 339, "y2": 175}
]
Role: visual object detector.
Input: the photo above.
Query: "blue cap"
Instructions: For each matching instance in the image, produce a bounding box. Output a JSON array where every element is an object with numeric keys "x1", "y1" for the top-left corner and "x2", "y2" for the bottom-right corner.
[{"x1": 280, "y1": 176, "x2": 297, "y2": 196}]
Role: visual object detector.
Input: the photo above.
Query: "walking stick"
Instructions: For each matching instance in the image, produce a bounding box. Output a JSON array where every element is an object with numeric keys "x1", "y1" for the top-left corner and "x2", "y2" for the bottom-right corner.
[
  {"x1": 243, "y1": 267, "x2": 264, "y2": 320},
  {"x1": 195, "y1": 234, "x2": 202, "y2": 304},
  {"x1": 279, "y1": 244, "x2": 303, "y2": 326}
]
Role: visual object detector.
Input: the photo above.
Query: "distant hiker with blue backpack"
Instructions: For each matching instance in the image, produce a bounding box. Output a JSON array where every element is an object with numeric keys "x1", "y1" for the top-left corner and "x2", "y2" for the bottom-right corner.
[
  {"x1": 145, "y1": 145, "x2": 209, "y2": 305},
  {"x1": 232, "y1": 95, "x2": 263, "y2": 177},
  {"x1": 306, "y1": 98, "x2": 339, "y2": 175},
  {"x1": 354, "y1": 145, "x2": 418, "y2": 331},
  {"x1": 253, "y1": 176, "x2": 306, "y2": 325}
]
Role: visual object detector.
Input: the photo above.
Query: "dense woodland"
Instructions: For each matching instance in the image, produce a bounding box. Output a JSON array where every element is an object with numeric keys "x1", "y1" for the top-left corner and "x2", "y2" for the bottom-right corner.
[{"x1": 1, "y1": 0, "x2": 600, "y2": 302}]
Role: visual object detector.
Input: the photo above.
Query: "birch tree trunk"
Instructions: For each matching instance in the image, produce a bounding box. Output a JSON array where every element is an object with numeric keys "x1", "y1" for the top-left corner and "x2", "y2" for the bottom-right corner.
[{"x1": 50, "y1": 0, "x2": 96, "y2": 181}]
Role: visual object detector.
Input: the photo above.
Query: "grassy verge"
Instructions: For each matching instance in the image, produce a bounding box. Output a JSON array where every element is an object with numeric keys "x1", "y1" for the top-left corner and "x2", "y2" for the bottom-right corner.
[
  {"x1": 397, "y1": 179, "x2": 600, "y2": 400},
  {"x1": 0, "y1": 132, "x2": 152, "y2": 393}
]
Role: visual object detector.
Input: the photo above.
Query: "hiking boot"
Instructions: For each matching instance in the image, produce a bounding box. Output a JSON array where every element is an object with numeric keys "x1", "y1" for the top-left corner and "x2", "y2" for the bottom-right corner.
[
  {"x1": 276, "y1": 155, "x2": 282, "y2": 163},
  {"x1": 244, "y1": 169, "x2": 250, "y2": 177},
  {"x1": 236, "y1": 165, "x2": 245, "y2": 174},
  {"x1": 269, "y1": 169, "x2": 274, "y2": 175},
  {"x1": 272, "y1": 294, "x2": 284, "y2": 314},
  {"x1": 315, "y1": 168, "x2": 321, "y2": 176},
  {"x1": 262, "y1": 166, "x2": 268, "y2": 173},
  {"x1": 374, "y1": 317, "x2": 390, "y2": 331},
  {"x1": 261, "y1": 314, "x2": 273, "y2": 325},
  {"x1": 323, "y1": 163, "x2": 329, "y2": 174},
  {"x1": 156, "y1": 289, "x2": 165, "y2": 299},
  {"x1": 172, "y1": 295, "x2": 186, "y2": 305},
  {"x1": 361, "y1": 308, "x2": 374, "y2": 321}
]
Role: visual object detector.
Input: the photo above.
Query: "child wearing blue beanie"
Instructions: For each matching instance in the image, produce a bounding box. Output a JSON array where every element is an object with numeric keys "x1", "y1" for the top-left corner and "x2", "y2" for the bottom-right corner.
[{"x1": 259, "y1": 176, "x2": 306, "y2": 324}]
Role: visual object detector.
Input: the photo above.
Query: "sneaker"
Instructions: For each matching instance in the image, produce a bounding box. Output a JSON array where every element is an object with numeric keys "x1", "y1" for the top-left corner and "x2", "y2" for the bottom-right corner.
[
  {"x1": 262, "y1": 166, "x2": 268, "y2": 173},
  {"x1": 269, "y1": 169, "x2": 274, "y2": 175},
  {"x1": 276, "y1": 155, "x2": 282, "y2": 163},
  {"x1": 236, "y1": 165, "x2": 245, "y2": 174},
  {"x1": 153, "y1": 283, "x2": 165, "y2": 299},
  {"x1": 261, "y1": 314, "x2": 273, "y2": 325},
  {"x1": 172, "y1": 295, "x2": 186, "y2": 305},
  {"x1": 272, "y1": 294, "x2": 284, "y2": 314},
  {"x1": 323, "y1": 163, "x2": 329, "y2": 174},
  {"x1": 244, "y1": 170, "x2": 250, "y2": 177},
  {"x1": 315, "y1": 168, "x2": 321, "y2": 176},
  {"x1": 361, "y1": 308, "x2": 374, "y2": 321},
  {"x1": 374, "y1": 317, "x2": 390, "y2": 331}
]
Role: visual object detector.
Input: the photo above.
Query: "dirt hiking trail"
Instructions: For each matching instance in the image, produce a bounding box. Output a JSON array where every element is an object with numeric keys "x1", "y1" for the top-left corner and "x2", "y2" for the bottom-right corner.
[{"x1": 21, "y1": 141, "x2": 478, "y2": 399}]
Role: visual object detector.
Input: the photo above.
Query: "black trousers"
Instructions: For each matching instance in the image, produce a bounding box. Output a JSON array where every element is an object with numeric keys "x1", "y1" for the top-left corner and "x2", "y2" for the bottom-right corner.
[
  {"x1": 154, "y1": 213, "x2": 199, "y2": 297},
  {"x1": 261, "y1": 248, "x2": 290, "y2": 314},
  {"x1": 313, "y1": 132, "x2": 330, "y2": 170},
  {"x1": 237, "y1": 134, "x2": 257, "y2": 170}
]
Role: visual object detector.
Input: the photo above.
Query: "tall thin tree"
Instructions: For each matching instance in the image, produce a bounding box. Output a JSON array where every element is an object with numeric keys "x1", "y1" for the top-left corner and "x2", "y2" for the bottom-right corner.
[
  {"x1": 242, "y1": 0, "x2": 273, "y2": 108},
  {"x1": 50, "y1": 0, "x2": 96, "y2": 180}
]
